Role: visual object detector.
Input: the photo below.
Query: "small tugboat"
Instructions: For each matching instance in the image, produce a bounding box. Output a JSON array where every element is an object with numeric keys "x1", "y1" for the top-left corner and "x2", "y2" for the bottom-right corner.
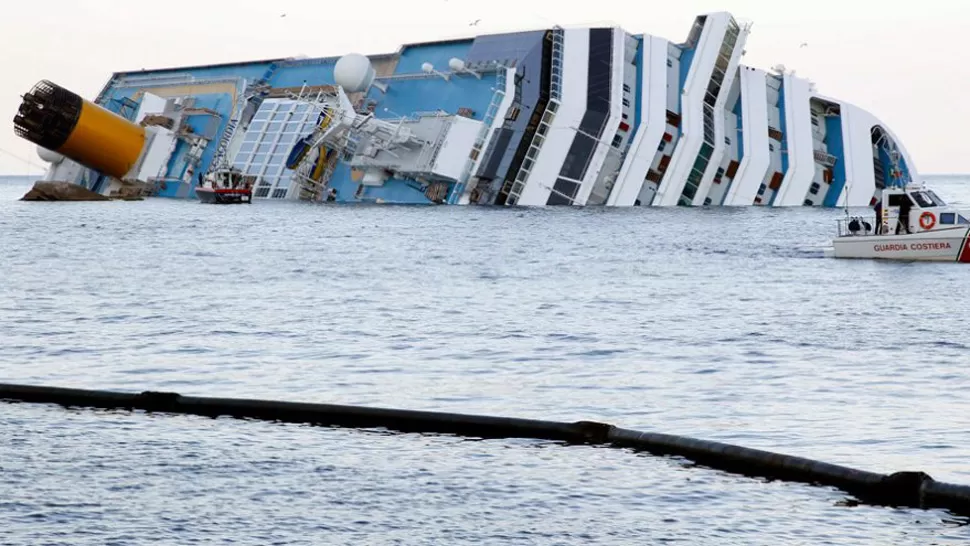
[
  {"x1": 831, "y1": 172, "x2": 970, "y2": 262},
  {"x1": 195, "y1": 167, "x2": 255, "y2": 204}
]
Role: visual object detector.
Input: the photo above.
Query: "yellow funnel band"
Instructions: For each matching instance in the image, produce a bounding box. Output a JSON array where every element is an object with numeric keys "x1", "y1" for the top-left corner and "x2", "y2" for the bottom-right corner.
[{"x1": 57, "y1": 100, "x2": 146, "y2": 179}]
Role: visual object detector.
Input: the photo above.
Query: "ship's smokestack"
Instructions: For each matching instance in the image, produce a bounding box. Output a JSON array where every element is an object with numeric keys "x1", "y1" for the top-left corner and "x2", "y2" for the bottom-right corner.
[{"x1": 13, "y1": 80, "x2": 146, "y2": 179}]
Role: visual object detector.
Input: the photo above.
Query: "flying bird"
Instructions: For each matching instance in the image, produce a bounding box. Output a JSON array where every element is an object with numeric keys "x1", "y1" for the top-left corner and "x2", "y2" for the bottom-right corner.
[
  {"x1": 799, "y1": 42, "x2": 808, "y2": 48},
  {"x1": 470, "y1": 19, "x2": 481, "y2": 26}
]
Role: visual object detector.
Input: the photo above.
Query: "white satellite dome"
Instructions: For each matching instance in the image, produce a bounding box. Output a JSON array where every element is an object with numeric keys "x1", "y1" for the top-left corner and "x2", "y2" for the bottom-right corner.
[
  {"x1": 36, "y1": 145, "x2": 64, "y2": 164},
  {"x1": 334, "y1": 53, "x2": 376, "y2": 93},
  {"x1": 448, "y1": 58, "x2": 466, "y2": 72}
]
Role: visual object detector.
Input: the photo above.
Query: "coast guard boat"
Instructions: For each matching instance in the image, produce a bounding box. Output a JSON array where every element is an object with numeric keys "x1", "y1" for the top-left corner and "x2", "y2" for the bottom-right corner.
[
  {"x1": 195, "y1": 167, "x2": 254, "y2": 204},
  {"x1": 832, "y1": 173, "x2": 970, "y2": 262}
]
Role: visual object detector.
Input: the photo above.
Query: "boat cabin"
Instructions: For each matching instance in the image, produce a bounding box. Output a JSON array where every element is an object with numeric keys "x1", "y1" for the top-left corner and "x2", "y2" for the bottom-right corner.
[
  {"x1": 205, "y1": 167, "x2": 256, "y2": 190},
  {"x1": 840, "y1": 184, "x2": 970, "y2": 237}
]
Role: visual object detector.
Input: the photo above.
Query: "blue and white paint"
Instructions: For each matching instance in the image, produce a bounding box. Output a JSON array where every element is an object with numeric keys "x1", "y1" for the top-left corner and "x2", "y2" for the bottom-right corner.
[{"x1": 31, "y1": 11, "x2": 920, "y2": 208}]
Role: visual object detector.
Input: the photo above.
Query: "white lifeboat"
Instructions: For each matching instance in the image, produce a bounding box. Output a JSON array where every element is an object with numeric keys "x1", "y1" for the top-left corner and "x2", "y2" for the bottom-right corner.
[{"x1": 831, "y1": 183, "x2": 970, "y2": 262}]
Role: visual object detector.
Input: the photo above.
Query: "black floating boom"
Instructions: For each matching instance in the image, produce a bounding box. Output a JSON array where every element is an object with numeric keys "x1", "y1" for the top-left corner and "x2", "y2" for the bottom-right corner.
[{"x1": 1, "y1": 382, "x2": 968, "y2": 519}]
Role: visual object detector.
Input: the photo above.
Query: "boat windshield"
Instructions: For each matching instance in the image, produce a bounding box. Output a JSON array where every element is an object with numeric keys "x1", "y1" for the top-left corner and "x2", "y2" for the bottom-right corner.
[
  {"x1": 909, "y1": 191, "x2": 938, "y2": 208},
  {"x1": 925, "y1": 189, "x2": 948, "y2": 206}
]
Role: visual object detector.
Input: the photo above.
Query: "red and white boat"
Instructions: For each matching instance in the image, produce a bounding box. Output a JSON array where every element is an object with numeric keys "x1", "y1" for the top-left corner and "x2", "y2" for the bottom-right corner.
[
  {"x1": 831, "y1": 183, "x2": 970, "y2": 262},
  {"x1": 195, "y1": 167, "x2": 255, "y2": 204}
]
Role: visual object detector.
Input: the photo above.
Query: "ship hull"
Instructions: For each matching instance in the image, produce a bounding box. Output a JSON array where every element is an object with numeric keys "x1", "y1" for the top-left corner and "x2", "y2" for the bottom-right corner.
[
  {"x1": 832, "y1": 227, "x2": 970, "y2": 262},
  {"x1": 195, "y1": 187, "x2": 252, "y2": 204}
]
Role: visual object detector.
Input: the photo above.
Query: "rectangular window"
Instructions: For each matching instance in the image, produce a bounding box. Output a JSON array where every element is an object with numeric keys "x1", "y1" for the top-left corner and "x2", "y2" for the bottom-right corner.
[
  {"x1": 622, "y1": 83, "x2": 631, "y2": 93},
  {"x1": 909, "y1": 191, "x2": 935, "y2": 208},
  {"x1": 768, "y1": 172, "x2": 784, "y2": 190},
  {"x1": 611, "y1": 134, "x2": 623, "y2": 148},
  {"x1": 888, "y1": 194, "x2": 913, "y2": 207},
  {"x1": 233, "y1": 151, "x2": 252, "y2": 165}
]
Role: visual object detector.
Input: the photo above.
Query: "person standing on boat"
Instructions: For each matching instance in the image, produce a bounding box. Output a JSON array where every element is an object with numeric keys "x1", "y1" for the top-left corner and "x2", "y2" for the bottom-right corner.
[
  {"x1": 874, "y1": 199, "x2": 883, "y2": 234},
  {"x1": 897, "y1": 194, "x2": 912, "y2": 234}
]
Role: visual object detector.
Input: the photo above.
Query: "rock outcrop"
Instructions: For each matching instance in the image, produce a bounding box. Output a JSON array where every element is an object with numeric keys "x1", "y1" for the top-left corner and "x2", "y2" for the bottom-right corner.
[{"x1": 20, "y1": 181, "x2": 111, "y2": 202}]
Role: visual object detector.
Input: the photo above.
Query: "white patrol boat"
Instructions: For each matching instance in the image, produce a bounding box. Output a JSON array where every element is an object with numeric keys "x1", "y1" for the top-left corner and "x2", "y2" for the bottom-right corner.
[{"x1": 832, "y1": 182, "x2": 970, "y2": 262}]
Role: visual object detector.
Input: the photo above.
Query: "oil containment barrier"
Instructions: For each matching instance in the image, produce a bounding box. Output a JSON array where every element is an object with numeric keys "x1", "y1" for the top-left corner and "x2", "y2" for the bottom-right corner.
[{"x1": 2, "y1": 382, "x2": 969, "y2": 518}]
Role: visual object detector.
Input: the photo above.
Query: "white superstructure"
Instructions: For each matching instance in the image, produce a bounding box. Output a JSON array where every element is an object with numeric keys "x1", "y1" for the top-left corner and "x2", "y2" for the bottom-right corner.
[{"x1": 23, "y1": 10, "x2": 919, "y2": 208}]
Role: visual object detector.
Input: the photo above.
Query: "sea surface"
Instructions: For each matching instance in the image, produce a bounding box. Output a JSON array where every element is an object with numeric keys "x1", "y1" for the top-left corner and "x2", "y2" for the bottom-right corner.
[{"x1": 1, "y1": 175, "x2": 969, "y2": 544}]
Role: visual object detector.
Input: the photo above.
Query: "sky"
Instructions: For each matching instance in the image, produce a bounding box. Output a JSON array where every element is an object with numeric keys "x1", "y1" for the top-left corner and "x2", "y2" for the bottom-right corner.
[{"x1": 1, "y1": 0, "x2": 967, "y2": 175}]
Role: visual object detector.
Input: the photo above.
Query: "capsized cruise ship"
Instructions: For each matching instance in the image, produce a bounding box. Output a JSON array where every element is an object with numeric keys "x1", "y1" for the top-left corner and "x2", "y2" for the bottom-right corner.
[{"x1": 13, "y1": 12, "x2": 917, "y2": 207}]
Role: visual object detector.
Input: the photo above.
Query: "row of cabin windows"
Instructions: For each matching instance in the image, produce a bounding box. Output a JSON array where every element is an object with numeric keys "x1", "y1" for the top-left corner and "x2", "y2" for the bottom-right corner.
[
  {"x1": 940, "y1": 213, "x2": 970, "y2": 225},
  {"x1": 887, "y1": 191, "x2": 946, "y2": 208}
]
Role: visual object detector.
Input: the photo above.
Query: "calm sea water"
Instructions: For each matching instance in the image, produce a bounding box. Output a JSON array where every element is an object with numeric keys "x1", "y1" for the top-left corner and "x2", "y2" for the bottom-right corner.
[{"x1": 2, "y1": 176, "x2": 969, "y2": 544}]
